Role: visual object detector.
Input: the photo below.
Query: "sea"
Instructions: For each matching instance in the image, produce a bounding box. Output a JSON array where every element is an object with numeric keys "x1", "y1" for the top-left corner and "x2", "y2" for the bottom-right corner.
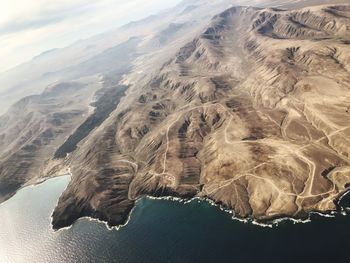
[{"x1": 0, "y1": 175, "x2": 349, "y2": 263}]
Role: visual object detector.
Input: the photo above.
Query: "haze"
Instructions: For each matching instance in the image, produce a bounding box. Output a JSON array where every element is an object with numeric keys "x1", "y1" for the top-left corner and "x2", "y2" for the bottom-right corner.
[{"x1": 0, "y1": 0, "x2": 181, "y2": 73}]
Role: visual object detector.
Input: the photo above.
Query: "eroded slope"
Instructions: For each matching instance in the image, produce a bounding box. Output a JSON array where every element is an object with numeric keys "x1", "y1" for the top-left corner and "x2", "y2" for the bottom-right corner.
[
  {"x1": 51, "y1": 4, "x2": 350, "y2": 229},
  {"x1": 0, "y1": 81, "x2": 98, "y2": 202}
]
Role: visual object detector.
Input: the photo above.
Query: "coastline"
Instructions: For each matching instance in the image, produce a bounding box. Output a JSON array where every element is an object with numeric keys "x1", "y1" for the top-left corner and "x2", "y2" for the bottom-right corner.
[
  {"x1": 1, "y1": 173, "x2": 349, "y2": 234},
  {"x1": 51, "y1": 189, "x2": 350, "y2": 232},
  {"x1": 0, "y1": 173, "x2": 71, "y2": 209},
  {"x1": 4, "y1": 171, "x2": 349, "y2": 232},
  {"x1": 2, "y1": 168, "x2": 350, "y2": 263}
]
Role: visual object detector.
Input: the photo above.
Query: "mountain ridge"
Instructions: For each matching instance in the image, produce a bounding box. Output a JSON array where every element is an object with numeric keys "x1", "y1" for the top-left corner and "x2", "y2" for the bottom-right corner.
[
  {"x1": 51, "y1": 3, "x2": 350, "y2": 228},
  {"x1": 0, "y1": 1, "x2": 349, "y2": 229}
]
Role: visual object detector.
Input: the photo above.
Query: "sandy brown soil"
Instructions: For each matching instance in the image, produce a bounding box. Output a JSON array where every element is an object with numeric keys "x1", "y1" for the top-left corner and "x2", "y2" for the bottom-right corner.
[
  {"x1": 0, "y1": 1, "x2": 349, "y2": 229},
  {"x1": 50, "y1": 4, "x2": 350, "y2": 229}
]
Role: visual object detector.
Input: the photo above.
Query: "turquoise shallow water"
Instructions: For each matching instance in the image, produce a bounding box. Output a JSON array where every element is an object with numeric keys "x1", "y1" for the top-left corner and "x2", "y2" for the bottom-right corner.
[{"x1": 0, "y1": 176, "x2": 349, "y2": 263}]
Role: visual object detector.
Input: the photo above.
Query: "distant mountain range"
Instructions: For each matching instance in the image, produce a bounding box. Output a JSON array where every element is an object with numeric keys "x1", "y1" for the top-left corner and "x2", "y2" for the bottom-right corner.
[{"x1": 0, "y1": 0, "x2": 349, "y2": 229}]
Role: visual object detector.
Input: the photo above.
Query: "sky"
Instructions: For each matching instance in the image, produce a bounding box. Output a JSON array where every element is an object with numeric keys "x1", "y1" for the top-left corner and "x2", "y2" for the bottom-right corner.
[{"x1": 0, "y1": 0, "x2": 182, "y2": 73}]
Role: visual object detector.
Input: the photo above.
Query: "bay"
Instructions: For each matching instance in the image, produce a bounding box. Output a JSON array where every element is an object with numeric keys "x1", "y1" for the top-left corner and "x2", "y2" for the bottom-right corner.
[{"x1": 0, "y1": 176, "x2": 349, "y2": 263}]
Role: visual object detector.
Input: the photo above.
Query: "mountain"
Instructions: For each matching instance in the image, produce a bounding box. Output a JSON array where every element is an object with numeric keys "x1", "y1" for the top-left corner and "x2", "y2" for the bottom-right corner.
[{"x1": 0, "y1": 0, "x2": 349, "y2": 229}]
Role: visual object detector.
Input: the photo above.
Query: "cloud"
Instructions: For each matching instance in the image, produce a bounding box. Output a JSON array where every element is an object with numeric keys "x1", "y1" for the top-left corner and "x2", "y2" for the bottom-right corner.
[
  {"x1": 0, "y1": 0, "x2": 181, "y2": 72},
  {"x1": 0, "y1": 3, "x2": 93, "y2": 36}
]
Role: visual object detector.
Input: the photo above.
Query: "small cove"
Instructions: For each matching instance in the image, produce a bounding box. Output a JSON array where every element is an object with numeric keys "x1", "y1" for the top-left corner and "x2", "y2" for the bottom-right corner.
[{"x1": 0, "y1": 176, "x2": 349, "y2": 263}]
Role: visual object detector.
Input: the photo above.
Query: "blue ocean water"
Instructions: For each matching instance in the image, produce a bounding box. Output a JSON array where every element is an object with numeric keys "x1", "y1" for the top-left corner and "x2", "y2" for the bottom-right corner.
[{"x1": 0, "y1": 176, "x2": 349, "y2": 263}]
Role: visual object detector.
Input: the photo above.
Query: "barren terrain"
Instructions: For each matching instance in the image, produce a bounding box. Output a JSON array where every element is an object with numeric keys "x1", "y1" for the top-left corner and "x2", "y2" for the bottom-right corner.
[{"x1": 0, "y1": 1, "x2": 349, "y2": 229}]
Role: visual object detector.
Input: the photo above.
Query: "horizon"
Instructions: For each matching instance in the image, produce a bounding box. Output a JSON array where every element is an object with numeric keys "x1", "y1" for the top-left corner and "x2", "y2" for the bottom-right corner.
[{"x1": 0, "y1": 0, "x2": 182, "y2": 73}]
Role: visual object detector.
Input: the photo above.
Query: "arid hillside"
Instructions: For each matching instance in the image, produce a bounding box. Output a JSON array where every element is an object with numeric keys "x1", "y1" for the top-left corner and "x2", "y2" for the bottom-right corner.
[
  {"x1": 51, "y1": 4, "x2": 350, "y2": 228},
  {"x1": 0, "y1": 1, "x2": 349, "y2": 229}
]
